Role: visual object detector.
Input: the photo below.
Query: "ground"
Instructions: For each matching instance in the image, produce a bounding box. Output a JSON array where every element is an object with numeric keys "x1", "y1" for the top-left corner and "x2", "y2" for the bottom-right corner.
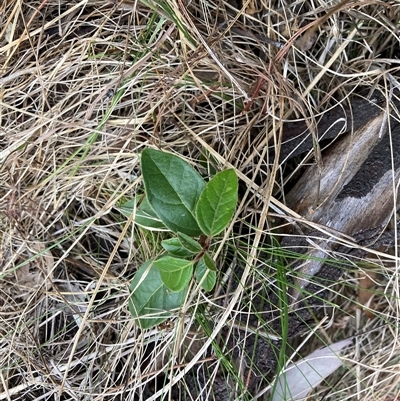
[{"x1": 1, "y1": 1, "x2": 400, "y2": 400}]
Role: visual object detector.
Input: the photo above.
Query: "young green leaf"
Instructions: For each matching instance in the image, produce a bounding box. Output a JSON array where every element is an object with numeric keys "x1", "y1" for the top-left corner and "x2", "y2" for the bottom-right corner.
[
  {"x1": 202, "y1": 251, "x2": 217, "y2": 271},
  {"x1": 177, "y1": 232, "x2": 202, "y2": 253},
  {"x1": 129, "y1": 261, "x2": 188, "y2": 329},
  {"x1": 161, "y1": 237, "x2": 195, "y2": 258},
  {"x1": 141, "y1": 149, "x2": 205, "y2": 236},
  {"x1": 153, "y1": 256, "x2": 193, "y2": 292},
  {"x1": 195, "y1": 257, "x2": 217, "y2": 292},
  {"x1": 120, "y1": 196, "x2": 167, "y2": 231},
  {"x1": 195, "y1": 169, "x2": 238, "y2": 236},
  {"x1": 199, "y1": 151, "x2": 218, "y2": 176}
]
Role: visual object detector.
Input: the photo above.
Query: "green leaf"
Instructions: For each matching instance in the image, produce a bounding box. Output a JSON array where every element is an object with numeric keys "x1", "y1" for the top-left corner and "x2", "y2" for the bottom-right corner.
[
  {"x1": 120, "y1": 196, "x2": 167, "y2": 231},
  {"x1": 199, "y1": 151, "x2": 218, "y2": 176},
  {"x1": 195, "y1": 257, "x2": 217, "y2": 292},
  {"x1": 203, "y1": 251, "x2": 217, "y2": 271},
  {"x1": 161, "y1": 237, "x2": 195, "y2": 258},
  {"x1": 129, "y1": 260, "x2": 188, "y2": 329},
  {"x1": 195, "y1": 169, "x2": 238, "y2": 236},
  {"x1": 177, "y1": 232, "x2": 202, "y2": 253},
  {"x1": 120, "y1": 198, "x2": 136, "y2": 218},
  {"x1": 153, "y1": 256, "x2": 193, "y2": 292},
  {"x1": 141, "y1": 149, "x2": 206, "y2": 236}
]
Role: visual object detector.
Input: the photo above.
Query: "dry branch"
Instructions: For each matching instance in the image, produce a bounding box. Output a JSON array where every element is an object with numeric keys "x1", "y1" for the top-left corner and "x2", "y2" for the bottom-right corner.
[{"x1": 286, "y1": 112, "x2": 400, "y2": 302}]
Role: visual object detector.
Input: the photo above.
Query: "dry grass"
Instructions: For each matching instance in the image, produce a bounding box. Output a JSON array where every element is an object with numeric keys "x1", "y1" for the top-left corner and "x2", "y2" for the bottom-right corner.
[{"x1": 1, "y1": 0, "x2": 400, "y2": 400}]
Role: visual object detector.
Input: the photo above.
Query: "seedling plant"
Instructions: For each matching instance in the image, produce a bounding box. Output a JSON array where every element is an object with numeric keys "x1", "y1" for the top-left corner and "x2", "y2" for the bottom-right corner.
[{"x1": 123, "y1": 149, "x2": 238, "y2": 329}]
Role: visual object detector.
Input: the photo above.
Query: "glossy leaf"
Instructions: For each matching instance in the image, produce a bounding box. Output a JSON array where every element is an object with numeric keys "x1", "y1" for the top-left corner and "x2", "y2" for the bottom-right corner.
[
  {"x1": 177, "y1": 232, "x2": 202, "y2": 253},
  {"x1": 141, "y1": 149, "x2": 205, "y2": 236},
  {"x1": 120, "y1": 197, "x2": 167, "y2": 231},
  {"x1": 161, "y1": 237, "x2": 195, "y2": 258},
  {"x1": 129, "y1": 260, "x2": 187, "y2": 329},
  {"x1": 195, "y1": 257, "x2": 217, "y2": 292},
  {"x1": 195, "y1": 169, "x2": 238, "y2": 237},
  {"x1": 153, "y1": 256, "x2": 193, "y2": 292}
]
